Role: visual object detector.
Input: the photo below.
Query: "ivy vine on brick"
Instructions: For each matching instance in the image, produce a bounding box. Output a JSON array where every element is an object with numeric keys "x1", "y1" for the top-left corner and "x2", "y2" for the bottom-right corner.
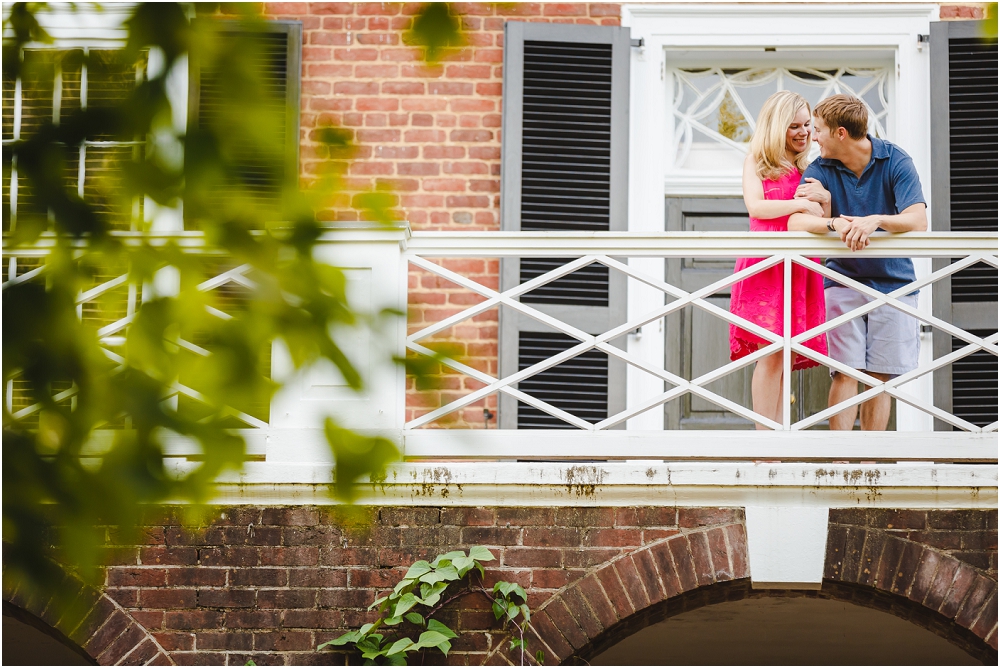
[{"x1": 318, "y1": 546, "x2": 544, "y2": 665}]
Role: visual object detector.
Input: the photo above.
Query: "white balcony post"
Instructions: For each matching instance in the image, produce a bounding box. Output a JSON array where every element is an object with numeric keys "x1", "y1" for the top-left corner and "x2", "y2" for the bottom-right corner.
[
  {"x1": 782, "y1": 255, "x2": 792, "y2": 430},
  {"x1": 268, "y1": 222, "x2": 410, "y2": 463}
]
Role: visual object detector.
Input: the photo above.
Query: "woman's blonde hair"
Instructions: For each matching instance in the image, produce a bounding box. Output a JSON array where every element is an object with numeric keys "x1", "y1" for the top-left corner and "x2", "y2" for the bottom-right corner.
[{"x1": 749, "y1": 91, "x2": 811, "y2": 180}]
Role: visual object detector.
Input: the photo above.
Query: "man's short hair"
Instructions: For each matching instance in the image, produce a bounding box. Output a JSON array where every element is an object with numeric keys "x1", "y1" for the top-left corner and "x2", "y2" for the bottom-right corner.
[{"x1": 814, "y1": 94, "x2": 868, "y2": 140}]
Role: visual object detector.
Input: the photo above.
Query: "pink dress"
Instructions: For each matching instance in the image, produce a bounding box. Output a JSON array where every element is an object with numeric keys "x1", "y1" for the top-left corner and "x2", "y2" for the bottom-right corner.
[{"x1": 729, "y1": 167, "x2": 828, "y2": 370}]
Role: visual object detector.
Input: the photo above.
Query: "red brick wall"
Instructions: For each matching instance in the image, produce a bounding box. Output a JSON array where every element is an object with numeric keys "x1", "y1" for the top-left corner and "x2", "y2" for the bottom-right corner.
[
  {"x1": 6, "y1": 506, "x2": 996, "y2": 665},
  {"x1": 939, "y1": 4, "x2": 989, "y2": 19},
  {"x1": 261, "y1": 2, "x2": 621, "y2": 428}
]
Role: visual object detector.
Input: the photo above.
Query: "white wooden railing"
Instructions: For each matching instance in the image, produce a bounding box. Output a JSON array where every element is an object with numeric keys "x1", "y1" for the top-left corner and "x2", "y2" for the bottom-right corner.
[
  {"x1": 405, "y1": 231, "x2": 998, "y2": 430},
  {"x1": 4, "y1": 228, "x2": 998, "y2": 467}
]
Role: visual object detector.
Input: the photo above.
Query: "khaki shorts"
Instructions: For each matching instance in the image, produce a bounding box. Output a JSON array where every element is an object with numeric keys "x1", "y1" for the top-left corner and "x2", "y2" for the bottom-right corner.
[{"x1": 825, "y1": 287, "x2": 920, "y2": 378}]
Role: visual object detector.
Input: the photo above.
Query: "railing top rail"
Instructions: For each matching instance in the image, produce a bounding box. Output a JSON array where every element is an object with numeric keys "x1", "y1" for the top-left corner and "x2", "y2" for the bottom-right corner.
[
  {"x1": 404, "y1": 231, "x2": 999, "y2": 257},
  {"x1": 1, "y1": 225, "x2": 412, "y2": 256},
  {"x1": 4, "y1": 229, "x2": 997, "y2": 258}
]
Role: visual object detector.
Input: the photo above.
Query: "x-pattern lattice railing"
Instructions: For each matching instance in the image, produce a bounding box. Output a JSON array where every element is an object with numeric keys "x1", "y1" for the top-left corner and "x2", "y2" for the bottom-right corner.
[
  {"x1": 405, "y1": 233, "x2": 999, "y2": 433},
  {"x1": 2, "y1": 256, "x2": 267, "y2": 429}
]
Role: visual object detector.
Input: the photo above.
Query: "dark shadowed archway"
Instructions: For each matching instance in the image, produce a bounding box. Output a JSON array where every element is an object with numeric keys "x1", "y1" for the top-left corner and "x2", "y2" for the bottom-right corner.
[
  {"x1": 3, "y1": 601, "x2": 95, "y2": 666},
  {"x1": 2, "y1": 559, "x2": 172, "y2": 666},
  {"x1": 506, "y1": 523, "x2": 997, "y2": 666}
]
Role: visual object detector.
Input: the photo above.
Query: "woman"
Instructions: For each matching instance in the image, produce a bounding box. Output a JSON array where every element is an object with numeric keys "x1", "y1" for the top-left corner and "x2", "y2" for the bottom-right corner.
[{"x1": 730, "y1": 91, "x2": 829, "y2": 429}]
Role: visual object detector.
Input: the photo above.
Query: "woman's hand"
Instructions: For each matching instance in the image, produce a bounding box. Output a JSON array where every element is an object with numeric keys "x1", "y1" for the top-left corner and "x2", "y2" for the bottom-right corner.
[{"x1": 796, "y1": 198, "x2": 825, "y2": 217}]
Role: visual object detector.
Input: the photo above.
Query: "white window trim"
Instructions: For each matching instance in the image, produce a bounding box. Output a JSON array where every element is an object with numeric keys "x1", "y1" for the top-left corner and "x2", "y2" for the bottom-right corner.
[{"x1": 621, "y1": 3, "x2": 939, "y2": 431}]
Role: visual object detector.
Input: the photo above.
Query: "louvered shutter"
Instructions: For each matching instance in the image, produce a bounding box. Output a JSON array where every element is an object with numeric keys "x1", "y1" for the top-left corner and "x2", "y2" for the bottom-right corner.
[
  {"x1": 2, "y1": 48, "x2": 143, "y2": 233},
  {"x1": 499, "y1": 22, "x2": 631, "y2": 429},
  {"x1": 929, "y1": 20, "x2": 998, "y2": 429},
  {"x1": 186, "y1": 21, "x2": 301, "y2": 228}
]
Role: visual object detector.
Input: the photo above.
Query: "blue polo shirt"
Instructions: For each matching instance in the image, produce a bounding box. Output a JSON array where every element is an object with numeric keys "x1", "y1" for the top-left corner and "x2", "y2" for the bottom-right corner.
[{"x1": 801, "y1": 135, "x2": 925, "y2": 293}]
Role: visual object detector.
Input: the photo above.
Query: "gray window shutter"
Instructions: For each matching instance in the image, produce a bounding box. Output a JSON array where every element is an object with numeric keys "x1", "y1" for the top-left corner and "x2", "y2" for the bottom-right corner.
[
  {"x1": 187, "y1": 21, "x2": 301, "y2": 228},
  {"x1": 930, "y1": 19, "x2": 998, "y2": 429},
  {"x1": 498, "y1": 22, "x2": 631, "y2": 429}
]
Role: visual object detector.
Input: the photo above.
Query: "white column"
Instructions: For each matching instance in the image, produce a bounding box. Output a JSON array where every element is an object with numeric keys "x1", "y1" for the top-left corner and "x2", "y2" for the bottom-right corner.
[{"x1": 624, "y1": 10, "x2": 667, "y2": 430}]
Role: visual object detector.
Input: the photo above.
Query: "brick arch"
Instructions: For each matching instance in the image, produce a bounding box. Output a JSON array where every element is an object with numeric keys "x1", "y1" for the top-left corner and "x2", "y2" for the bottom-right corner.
[
  {"x1": 824, "y1": 525, "x2": 998, "y2": 650},
  {"x1": 3, "y1": 564, "x2": 173, "y2": 666},
  {"x1": 508, "y1": 523, "x2": 996, "y2": 666}
]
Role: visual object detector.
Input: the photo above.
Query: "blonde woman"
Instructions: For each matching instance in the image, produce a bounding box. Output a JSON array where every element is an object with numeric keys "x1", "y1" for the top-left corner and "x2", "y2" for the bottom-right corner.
[{"x1": 730, "y1": 91, "x2": 829, "y2": 428}]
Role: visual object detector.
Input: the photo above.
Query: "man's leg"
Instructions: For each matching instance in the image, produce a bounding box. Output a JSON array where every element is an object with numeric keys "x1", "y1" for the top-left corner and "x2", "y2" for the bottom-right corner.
[
  {"x1": 859, "y1": 372, "x2": 891, "y2": 431},
  {"x1": 860, "y1": 293, "x2": 921, "y2": 432},
  {"x1": 825, "y1": 288, "x2": 867, "y2": 431},
  {"x1": 829, "y1": 372, "x2": 860, "y2": 430}
]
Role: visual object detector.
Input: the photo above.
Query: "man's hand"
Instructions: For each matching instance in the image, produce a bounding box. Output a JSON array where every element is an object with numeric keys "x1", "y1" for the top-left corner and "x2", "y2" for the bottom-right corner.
[
  {"x1": 794, "y1": 177, "x2": 831, "y2": 205},
  {"x1": 838, "y1": 215, "x2": 881, "y2": 251}
]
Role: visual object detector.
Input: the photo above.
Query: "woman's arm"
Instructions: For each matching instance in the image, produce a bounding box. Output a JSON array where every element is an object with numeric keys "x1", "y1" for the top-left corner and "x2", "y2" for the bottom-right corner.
[{"x1": 742, "y1": 154, "x2": 823, "y2": 220}]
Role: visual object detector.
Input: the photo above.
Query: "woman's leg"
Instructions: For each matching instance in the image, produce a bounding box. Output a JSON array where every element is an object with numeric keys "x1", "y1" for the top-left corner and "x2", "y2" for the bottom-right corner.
[{"x1": 751, "y1": 352, "x2": 783, "y2": 429}]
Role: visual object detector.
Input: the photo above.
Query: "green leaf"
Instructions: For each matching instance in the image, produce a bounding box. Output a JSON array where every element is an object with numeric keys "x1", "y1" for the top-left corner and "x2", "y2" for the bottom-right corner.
[
  {"x1": 403, "y1": 560, "x2": 433, "y2": 579},
  {"x1": 405, "y1": 1, "x2": 465, "y2": 62},
  {"x1": 426, "y1": 618, "x2": 458, "y2": 639},
  {"x1": 316, "y1": 631, "x2": 361, "y2": 650},
  {"x1": 420, "y1": 581, "x2": 449, "y2": 607},
  {"x1": 510, "y1": 638, "x2": 524, "y2": 650},
  {"x1": 506, "y1": 601, "x2": 520, "y2": 621},
  {"x1": 520, "y1": 603, "x2": 531, "y2": 623},
  {"x1": 431, "y1": 550, "x2": 465, "y2": 567},
  {"x1": 536, "y1": 649, "x2": 546, "y2": 664},
  {"x1": 393, "y1": 592, "x2": 419, "y2": 619},
  {"x1": 359, "y1": 623, "x2": 376, "y2": 636},
  {"x1": 383, "y1": 616, "x2": 403, "y2": 626},
  {"x1": 385, "y1": 638, "x2": 415, "y2": 657},
  {"x1": 418, "y1": 570, "x2": 449, "y2": 585},
  {"x1": 435, "y1": 564, "x2": 460, "y2": 581},
  {"x1": 368, "y1": 596, "x2": 388, "y2": 611},
  {"x1": 393, "y1": 578, "x2": 414, "y2": 595},
  {"x1": 414, "y1": 630, "x2": 450, "y2": 651},
  {"x1": 327, "y1": 419, "x2": 400, "y2": 503},
  {"x1": 356, "y1": 633, "x2": 384, "y2": 654},
  {"x1": 469, "y1": 545, "x2": 496, "y2": 562},
  {"x1": 436, "y1": 639, "x2": 452, "y2": 656},
  {"x1": 452, "y1": 555, "x2": 475, "y2": 576},
  {"x1": 494, "y1": 581, "x2": 515, "y2": 597},
  {"x1": 386, "y1": 655, "x2": 407, "y2": 666},
  {"x1": 492, "y1": 599, "x2": 505, "y2": 621},
  {"x1": 511, "y1": 584, "x2": 527, "y2": 602},
  {"x1": 404, "y1": 612, "x2": 425, "y2": 626},
  {"x1": 318, "y1": 629, "x2": 360, "y2": 649}
]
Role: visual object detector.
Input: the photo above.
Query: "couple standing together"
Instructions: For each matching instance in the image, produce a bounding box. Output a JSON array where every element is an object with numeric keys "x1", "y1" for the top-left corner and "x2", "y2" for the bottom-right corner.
[{"x1": 729, "y1": 92, "x2": 926, "y2": 431}]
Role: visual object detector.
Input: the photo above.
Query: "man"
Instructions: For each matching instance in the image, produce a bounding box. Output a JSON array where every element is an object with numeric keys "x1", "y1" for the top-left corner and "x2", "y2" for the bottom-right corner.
[{"x1": 789, "y1": 94, "x2": 927, "y2": 431}]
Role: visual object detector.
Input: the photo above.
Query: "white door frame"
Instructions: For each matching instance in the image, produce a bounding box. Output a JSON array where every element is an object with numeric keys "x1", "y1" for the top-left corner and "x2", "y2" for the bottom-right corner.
[{"x1": 622, "y1": 3, "x2": 939, "y2": 431}]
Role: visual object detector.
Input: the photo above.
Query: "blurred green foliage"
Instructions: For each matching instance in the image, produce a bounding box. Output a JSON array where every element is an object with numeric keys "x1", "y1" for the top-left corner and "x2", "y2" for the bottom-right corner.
[
  {"x1": 2, "y1": 2, "x2": 462, "y2": 602},
  {"x1": 405, "y1": 2, "x2": 465, "y2": 63},
  {"x1": 984, "y1": 3, "x2": 998, "y2": 38}
]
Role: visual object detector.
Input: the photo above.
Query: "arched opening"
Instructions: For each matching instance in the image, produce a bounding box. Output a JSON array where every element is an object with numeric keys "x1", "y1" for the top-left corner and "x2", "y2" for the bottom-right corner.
[
  {"x1": 2, "y1": 602, "x2": 95, "y2": 666},
  {"x1": 575, "y1": 581, "x2": 994, "y2": 666}
]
